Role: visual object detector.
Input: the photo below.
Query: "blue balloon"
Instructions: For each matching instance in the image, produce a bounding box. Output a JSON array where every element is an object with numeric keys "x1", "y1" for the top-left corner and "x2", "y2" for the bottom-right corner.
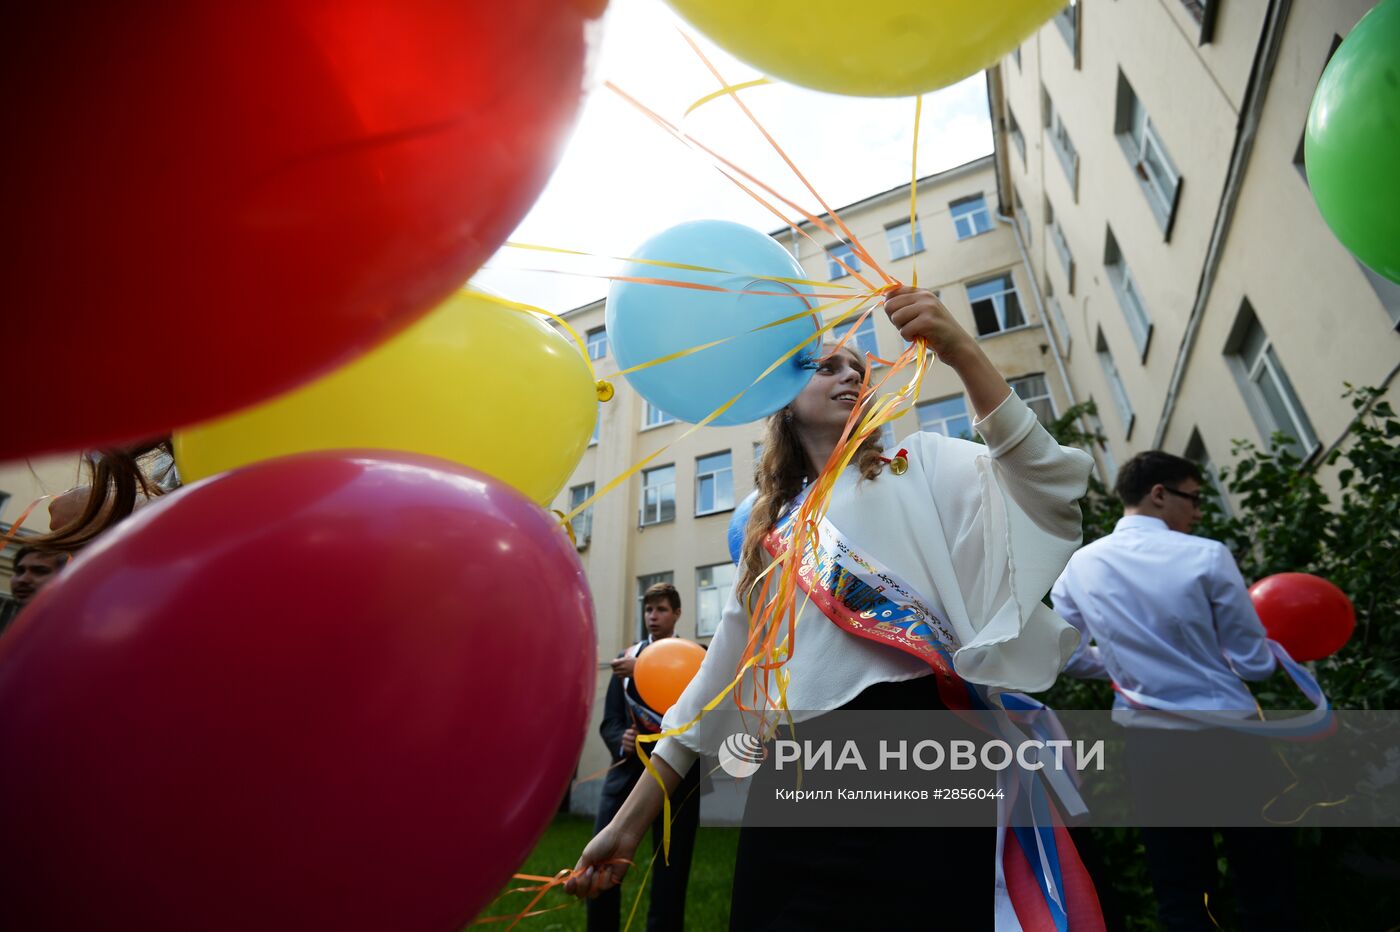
[
  {"x1": 728, "y1": 489, "x2": 758, "y2": 563},
  {"x1": 606, "y1": 220, "x2": 819, "y2": 425}
]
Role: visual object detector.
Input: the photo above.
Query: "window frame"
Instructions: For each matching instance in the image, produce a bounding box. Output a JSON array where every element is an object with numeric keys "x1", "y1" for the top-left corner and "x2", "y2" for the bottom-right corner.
[
  {"x1": 639, "y1": 464, "x2": 677, "y2": 526},
  {"x1": 642, "y1": 399, "x2": 676, "y2": 430},
  {"x1": 1010, "y1": 373, "x2": 1057, "y2": 425},
  {"x1": 694, "y1": 451, "x2": 735, "y2": 517},
  {"x1": 825, "y1": 241, "x2": 861, "y2": 281},
  {"x1": 567, "y1": 482, "x2": 595, "y2": 547},
  {"x1": 950, "y1": 194, "x2": 994, "y2": 241},
  {"x1": 916, "y1": 394, "x2": 973, "y2": 439},
  {"x1": 585, "y1": 325, "x2": 608, "y2": 361},
  {"x1": 1115, "y1": 72, "x2": 1183, "y2": 238},
  {"x1": 884, "y1": 218, "x2": 925, "y2": 260},
  {"x1": 1042, "y1": 88, "x2": 1080, "y2": 197},
  {"x1": 1054, "y1": 0, "x2": 1081, "y2": 66},
  {"x1": 1096, "y1": 329, "x2": 1136, "y2": 438},
  {"x1": 966, "y1": 272, "x2": 1028, "y2": 338},
  {"x1": 695, "y1": 562, "x2": 736, "y2": 638},
  {"x1": 829, "y1": 313, "x2": 880, "y2": 358},
  {"x1": 1104, "y1": 227, "x2": 1154, "y2": 358},
  {"x1": 1225, "y1": 303, "x2": 1321, "y2": 460}
]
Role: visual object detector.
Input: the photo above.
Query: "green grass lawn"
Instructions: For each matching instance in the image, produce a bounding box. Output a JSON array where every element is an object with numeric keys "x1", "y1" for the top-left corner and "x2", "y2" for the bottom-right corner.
[{"x1": 474, "y1": 815, "x2": 739, "y2": 931}]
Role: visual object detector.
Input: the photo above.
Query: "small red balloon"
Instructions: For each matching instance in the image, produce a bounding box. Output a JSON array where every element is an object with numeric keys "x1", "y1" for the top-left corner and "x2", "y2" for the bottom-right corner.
[
  {"x1": 1249, "y1": 572, "x2": 1356, "y2": 662},
  {"x1": 0, "y1": 452, "x2": 595, "y2": 931},
  {"x1": 635, "y1": 638, "x2": 707, "y2": 714},
  {"x1": 6, "y1": 0, "x2": 603, "y2": 460}
]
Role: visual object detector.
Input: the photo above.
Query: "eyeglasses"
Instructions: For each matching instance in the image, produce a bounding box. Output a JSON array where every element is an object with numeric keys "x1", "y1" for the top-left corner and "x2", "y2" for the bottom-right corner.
[{"x1": 1162, "y1": 486, "x2": 1203, "y2": 506}]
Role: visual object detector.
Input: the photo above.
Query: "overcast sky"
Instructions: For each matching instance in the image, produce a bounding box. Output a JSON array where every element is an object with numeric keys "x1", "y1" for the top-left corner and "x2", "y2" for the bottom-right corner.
[{"x1": 472, "y1": 0, "x2": 993, "y2": 312}]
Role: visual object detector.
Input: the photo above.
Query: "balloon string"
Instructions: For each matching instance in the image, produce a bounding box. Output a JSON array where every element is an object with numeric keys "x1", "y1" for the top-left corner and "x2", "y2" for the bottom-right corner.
[
  {"x1": 468, "y1": 858, "x2": 634, "y2": 929},
  {"x1": 555, "y1": 296, "x2": 886, "y2": 529},
  {"x1": 675, "y1": 30, "x2": 893, "y2": 286},
  {"x1": 484, "y1": 265, "x2": 861, "y2": 301},
  {"x1": 910, "y1": 95, "x2": 923, "y2": 289},
  {"x1": 683, "y1": 77, "x2": 772, "y2": 117},
  {"x1": 0, "y1": 494, "x2": 54, "y2": 551},
  {"x1": 501, "y1": 240, "x2": 859, "y2": 291},
  {"x1": 603, "y1": 81, "x2": 877, "y2": 291}
]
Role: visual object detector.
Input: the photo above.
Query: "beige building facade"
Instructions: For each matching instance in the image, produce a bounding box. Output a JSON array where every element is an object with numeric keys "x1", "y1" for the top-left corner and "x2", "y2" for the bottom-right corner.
[
  {"x1": 991, "y1": 0, "x2": 1399, "y2": 488},
  {"x1": 558, "y1": 154, "x2": 1078, "y2": 813}
]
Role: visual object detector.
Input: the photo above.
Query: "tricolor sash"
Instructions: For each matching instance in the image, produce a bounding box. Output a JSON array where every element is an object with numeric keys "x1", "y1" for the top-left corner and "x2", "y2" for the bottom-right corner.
[{"x1": 764, "y1": 497, "x2": 1105, "y2": 932}]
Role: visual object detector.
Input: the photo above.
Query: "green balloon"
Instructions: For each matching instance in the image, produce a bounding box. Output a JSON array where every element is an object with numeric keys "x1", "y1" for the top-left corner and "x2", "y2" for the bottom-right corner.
[{"x1": 1304, "y1": 0, "x2": 1400, "y2": 284}]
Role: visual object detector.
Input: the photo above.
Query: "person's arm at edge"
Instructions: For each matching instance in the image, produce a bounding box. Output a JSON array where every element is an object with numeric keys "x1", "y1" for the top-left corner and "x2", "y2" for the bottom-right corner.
[
  {"x1": 563, "y1": 753, "x2": 682, "y2": 898},
  {"x1": 1052, "y1": 572, "x2": 1111, "y2": 680},
  {"x1": 1209, "y1": 544, "x2": 1276, "y2": 681}
]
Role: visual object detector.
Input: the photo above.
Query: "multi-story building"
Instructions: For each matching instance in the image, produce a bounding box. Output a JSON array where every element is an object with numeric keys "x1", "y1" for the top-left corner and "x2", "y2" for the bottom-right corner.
[
  {"x1": 991, "y1": 0, "x2": 1399, "y2": 490},
  {"x1": 563, "y1": 1, "x2": 1400, "y2": 815},
  {"x1": 559, "y1": 153, "x2": 1076, "y2": 814}
]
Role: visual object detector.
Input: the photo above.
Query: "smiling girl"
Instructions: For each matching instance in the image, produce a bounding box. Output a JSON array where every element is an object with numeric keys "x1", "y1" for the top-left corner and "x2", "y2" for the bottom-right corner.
[{"x1": 566, "y1": 286, "x2": 1100, "y2": 929}]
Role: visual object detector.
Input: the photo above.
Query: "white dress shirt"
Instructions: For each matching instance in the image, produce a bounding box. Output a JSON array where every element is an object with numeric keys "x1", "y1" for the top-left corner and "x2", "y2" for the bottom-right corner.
[
  {"x1": 653, "y1": 391, "x2": 1094, "y2": 776},
  {"x1": 1052, "y1": 514, "x2": 1276, "y2": 717}
]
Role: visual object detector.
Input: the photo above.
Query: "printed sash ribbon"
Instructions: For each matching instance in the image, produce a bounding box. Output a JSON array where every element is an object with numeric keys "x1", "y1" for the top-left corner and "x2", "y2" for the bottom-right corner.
[{"x1": 764, "y1": 501, "x2": 1104, "y2": 932}]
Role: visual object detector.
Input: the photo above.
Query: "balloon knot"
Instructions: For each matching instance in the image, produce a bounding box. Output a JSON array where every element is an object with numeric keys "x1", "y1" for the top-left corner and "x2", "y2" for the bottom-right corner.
[{"x1": 596, "y1": 380, "x2": 615, "y2": 402}]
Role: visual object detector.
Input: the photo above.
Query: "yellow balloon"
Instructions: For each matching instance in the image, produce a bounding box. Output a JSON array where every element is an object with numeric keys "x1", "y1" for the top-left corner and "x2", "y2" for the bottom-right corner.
[
  {"x1": 665, "y1": 0, "x2": 1065, "y2": 97},
  {"x1": 174, "y1": 290, "x2": 596, "y2": 505}
]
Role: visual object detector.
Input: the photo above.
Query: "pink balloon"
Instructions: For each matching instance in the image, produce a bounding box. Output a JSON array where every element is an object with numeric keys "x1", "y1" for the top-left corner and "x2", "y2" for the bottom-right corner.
[{"x1": 0, "y1": 452, "x2": 594, "y2": 932}]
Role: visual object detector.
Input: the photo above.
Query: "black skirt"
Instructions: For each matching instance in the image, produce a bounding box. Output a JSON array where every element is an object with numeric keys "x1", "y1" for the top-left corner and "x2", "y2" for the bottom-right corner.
[{"x1": 728, "y1": 676, "x2": 997, "y2": 931}]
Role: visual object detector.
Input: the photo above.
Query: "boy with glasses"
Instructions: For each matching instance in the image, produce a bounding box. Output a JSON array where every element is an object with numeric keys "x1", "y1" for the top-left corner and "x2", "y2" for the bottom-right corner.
[{"x1": 1052, "y1": 451, "x2": 1294, "y2": 931}]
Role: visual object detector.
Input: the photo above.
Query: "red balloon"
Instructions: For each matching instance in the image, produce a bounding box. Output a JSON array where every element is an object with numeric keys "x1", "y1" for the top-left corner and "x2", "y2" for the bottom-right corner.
[
  {"x1": 635, "y1": 638, "x2": 708, "y2": 714},
  {"x1": 1249, "y1": 572, "x2": 1356, "y2": 662},
  {"x1": 6, "y1": 1, "x2": 603, "y2": 460},
  {"x1": 0, "y1": 452, "x2": 595, "y2": 931}
]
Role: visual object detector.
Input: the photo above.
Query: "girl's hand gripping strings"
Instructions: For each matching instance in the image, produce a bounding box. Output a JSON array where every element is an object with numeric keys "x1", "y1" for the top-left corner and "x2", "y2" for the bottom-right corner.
[{"x1": 563, "y1": 751, "x2": 684, "y2": 900}]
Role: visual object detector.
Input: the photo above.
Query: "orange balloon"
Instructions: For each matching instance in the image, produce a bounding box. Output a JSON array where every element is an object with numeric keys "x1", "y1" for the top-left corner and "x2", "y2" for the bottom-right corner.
[{"x1": 634, "y1": 639, "x2": 707, "y2": 714}]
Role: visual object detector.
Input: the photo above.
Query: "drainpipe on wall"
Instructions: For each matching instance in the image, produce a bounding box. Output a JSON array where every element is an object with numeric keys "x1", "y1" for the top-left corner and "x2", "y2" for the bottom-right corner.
[{"x1": 1151, "y1": 0, "x2": 1292, "y2": 448}]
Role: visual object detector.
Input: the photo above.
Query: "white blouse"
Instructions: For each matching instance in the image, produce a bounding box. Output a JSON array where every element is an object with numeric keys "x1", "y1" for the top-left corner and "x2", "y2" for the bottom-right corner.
[{"x1": 653, "y1": 391, "x2": 1095, "y2": 776}]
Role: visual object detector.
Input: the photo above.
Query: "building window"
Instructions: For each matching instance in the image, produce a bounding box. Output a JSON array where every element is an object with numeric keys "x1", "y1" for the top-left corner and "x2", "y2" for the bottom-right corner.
[
  {"x1": 1225, "y1": 301, "x2": 1320, "y2": 459},
  {"x1": 1012, "y1": 185, "x2": 1031, "y2": 243},
  {"x1": 643, "y1": 399, "x2": 675, "y2": 429},
  {"x1": 695, "y1": 451, "x2": 734, "y2": 516},
  {"x1": 1359, "y1": 262, "x2": 1400, "y2": 329},
  {"x1": 568, "y1": 482, "x2": 594, "y2": 546},
  {"x1": 826, "y1": 242, "x2": 860, "y2": 280},
  {"x1": 1054, "y1": 0, "x2": 1080, "y2": 64},
  {"x1": 878, "y1": 422, "x2": 897, "y2": 450},
  {"x1": 1184, "y1": 429, "x2": 1232, "y2": 517},
  {"x1": 637, "y1": 571, "x2": 674, "y2": 640},
  {"x1": 1104, "y1": 227, "x2": 1153, "y2": 356},
  {"x1": 586, "y1": 325, "x2": 608, "y2": 361},
  {"x1": 830, "y1": 314, "x2": 879, "y2": 357},
  {"x1": 966, "y1": 273, "x2": 1026, "y2": 336},
  {"x1": 885, "y1": 219, "x2": 925, "y2": 260},
  {"x1": 590, "y1": 403, "x2": 601, "y2": 446},
  {"x1": 917, "y1": 395, "x2": 972, "y2": 439},
  {"x1": 950, "y1": 195, "x2": 994, "y2": 240},
  {"x1": 1178, "y1": 0, "x2": 1218, "y2": 43},
  {"x1": 1096, "y1": 329, "x2": 1135, "y2": 437},
  {"x1": 1045, "y1": 199, "x2": 1075, "y2": 292},
  {"x1": 1114, "y1": 72, "x2": 1182, "y2": 236},
  {"x1": 1042, "y1": 87, "x2": 1079, "y2": 195},
  {"x1": 1010, "y1": 374, "x2": 1057, "y2": 425},
  {"x1": 1008, "y1": 107, "x2": 1027, "y2": 165},
  {"x1": 1045, "y1": 278, "x2": 1072, "y2": 356},
  {"x1": 752, "y1": 440, "x2": 764, "y2": 463},
  {"x1": 1012, "y1": 45, "x2": 1022, "y2": 70},
  {"x1": 695, "y1": 562, "x2": 735, "y2": 638},
  {"x1": 640, "y1": 465, "x2": 676, "y2": 526}
]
